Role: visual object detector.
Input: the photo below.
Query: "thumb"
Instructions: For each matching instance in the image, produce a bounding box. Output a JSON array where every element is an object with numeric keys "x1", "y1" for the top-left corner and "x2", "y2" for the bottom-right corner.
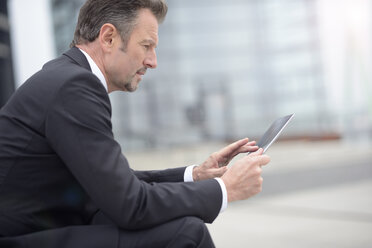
[{"x1": 248, "y1": 148, "x2": 264, "y2": 157}]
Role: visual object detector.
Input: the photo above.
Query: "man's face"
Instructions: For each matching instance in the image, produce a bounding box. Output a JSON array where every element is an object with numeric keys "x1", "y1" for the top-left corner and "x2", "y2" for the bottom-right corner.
[{"x1": 105, "y1": 9, "x2": 159, "y2": 92}]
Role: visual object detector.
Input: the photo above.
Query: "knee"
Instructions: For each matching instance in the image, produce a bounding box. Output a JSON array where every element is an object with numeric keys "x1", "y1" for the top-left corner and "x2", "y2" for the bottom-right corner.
[
  {"x1": 181, "y1": 217, "x2": 213, "y2": 246},
  {"x1": 183, "y1": 217, "x2": 207, "y2": 233}
]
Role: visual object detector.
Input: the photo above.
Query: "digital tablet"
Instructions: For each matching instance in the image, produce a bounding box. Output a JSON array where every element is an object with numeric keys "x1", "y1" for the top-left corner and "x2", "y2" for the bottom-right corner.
[{"x1": 249, "y1": 114, "x2": 295, "y2": 154}]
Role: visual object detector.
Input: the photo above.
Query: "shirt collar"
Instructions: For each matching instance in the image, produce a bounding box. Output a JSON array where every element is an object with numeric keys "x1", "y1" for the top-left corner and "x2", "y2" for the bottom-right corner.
[{"x1": 78, "y1": 48, "x2": 108, "y2": 92}]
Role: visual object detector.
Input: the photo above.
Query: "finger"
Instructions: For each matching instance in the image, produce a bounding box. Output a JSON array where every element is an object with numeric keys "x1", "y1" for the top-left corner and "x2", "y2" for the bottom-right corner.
[
  {"x1": 233, "y1": 141, "x2": 257, "y2": 153},
  {"x1": 229, "y1": 146, "x2": 259, "y2": 160},
  {"x1": 217, "y1": 138, "x2": 249, "y2": 157},
  {"x1": 210, "y1": 167, "x2": 228, "y2": 177},
  {"x1": 237, "y1": 141, "x2": 256, "y2": 150},
  {"x1": 259, "y1": 155, "x2": 271, "y2": 166},
  {"x1": 239, "y1": 144, "x2": 259, "y2": 152},
  {"x1": 250, "y1": 154, "x2": 270, "y2": 167},
  {"x1": 247, "y1": 140, "x2": 257, "y2": 146},
  {"x1": 229, "y1": 140, "x2": 259, "y2": 157},
  {"x1": 247, "y1": 148, "x2": 264, "y2": 157},
  {"x1": 247, "y1": 146, "x2": 259, "y2": 152}
]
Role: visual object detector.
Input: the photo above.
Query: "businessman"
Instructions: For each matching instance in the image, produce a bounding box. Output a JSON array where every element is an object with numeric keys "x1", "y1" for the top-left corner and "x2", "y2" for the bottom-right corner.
[{"x1": 0, "y1": 0, "x2": 270, "y2": 247}]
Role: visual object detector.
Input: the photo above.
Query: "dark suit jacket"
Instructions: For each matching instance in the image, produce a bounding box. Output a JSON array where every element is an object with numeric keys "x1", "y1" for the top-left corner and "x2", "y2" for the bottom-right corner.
[{"x1": 0, "y1": 47, "x2": 222, "y2": 247}]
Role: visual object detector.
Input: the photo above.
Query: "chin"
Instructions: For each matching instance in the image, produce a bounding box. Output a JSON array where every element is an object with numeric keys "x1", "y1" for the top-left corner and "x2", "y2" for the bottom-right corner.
[{"x1": 124, "y1": 83, "x2": 138, "y2": 92}]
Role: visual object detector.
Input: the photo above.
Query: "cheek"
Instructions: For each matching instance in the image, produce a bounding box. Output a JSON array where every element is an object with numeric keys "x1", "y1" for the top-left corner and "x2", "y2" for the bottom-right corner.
[
  {"x1": 109, "y1": 50, "x2": 143, "y2": 78},
  {"x1": 113, "y1": 56, "x2": 131, "y2": 75},
  {"x1": 128, "y1": 49, "x2": 145, "y2": 66}
]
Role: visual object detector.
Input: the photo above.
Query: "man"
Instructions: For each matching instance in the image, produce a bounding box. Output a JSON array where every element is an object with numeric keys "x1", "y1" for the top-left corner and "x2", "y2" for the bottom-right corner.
[{"x1": 0, "y1": 0, "x2": 270, "y2": 247}]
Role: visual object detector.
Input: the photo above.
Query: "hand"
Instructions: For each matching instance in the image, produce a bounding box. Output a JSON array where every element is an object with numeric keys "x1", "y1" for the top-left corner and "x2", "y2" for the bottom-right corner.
[
  {"x1": 221, "y1": 148, "x2": 270, "y2": 202},
  {"x1": 193, "y1": 138, "x2": 259, "y2": 181}
]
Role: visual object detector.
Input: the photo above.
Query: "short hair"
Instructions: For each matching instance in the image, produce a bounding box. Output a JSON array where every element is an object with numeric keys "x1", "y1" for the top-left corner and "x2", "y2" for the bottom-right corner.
[{"x1": 70, "y1": 0, "x2": 168, "y2": 48}]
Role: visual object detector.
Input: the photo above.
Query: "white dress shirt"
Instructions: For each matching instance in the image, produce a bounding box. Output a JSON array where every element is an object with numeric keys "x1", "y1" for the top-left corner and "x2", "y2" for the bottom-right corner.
[{"x1": 79, "y1": 48, "x2": 227, "y2": 213}]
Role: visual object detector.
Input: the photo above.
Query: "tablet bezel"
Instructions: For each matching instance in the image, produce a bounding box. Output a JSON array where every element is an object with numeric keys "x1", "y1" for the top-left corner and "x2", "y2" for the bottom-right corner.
[{"x1": 250, "y1": 113, "x2": 295, "y2": 154}]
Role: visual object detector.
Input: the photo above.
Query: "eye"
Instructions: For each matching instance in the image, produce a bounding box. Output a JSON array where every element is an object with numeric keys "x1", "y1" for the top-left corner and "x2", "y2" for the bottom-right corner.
[{"x1": 143, "y1": 44, "x2": 150, "y2": 50}]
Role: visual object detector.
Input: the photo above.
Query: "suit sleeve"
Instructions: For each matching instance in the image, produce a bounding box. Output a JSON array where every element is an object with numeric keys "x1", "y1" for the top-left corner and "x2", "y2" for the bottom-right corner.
[
  {"x1": 133, "y1": 167, "x2": 185, "y2": 183},
  {"x1": 45, "y1": 73, "x2": 222, "y2": 230}
]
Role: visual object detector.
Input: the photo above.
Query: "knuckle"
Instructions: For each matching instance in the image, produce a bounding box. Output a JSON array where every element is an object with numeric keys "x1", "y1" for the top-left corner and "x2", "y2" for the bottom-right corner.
[
  {"x1": 258, "y1": 186, "x2": 262, "y2": 193},
  {"x1": 253, "y1": 187, "x2": 262, "y2": 195},
  {"x1": 214, "y1": 168, "x2": 225, "y2": 177},
  {"x1": 258, "y1": 177, "x2": 264, "y2": 185},
  {"x1": 251, "y1": 166, "x2": 261, "y2": 177},
  {"x1": 211, "y1": 152, "x2": 218, "y2": 159},
  {"x1": 246, "y1": 157, "x2": 258, "y2": 167},
  {"x1": 262, "y1": 155, "x2": 271, "y2": 164}
]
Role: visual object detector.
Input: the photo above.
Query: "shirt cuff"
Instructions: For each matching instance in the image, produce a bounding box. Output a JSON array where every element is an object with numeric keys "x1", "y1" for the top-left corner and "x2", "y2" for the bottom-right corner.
[
  {"x1": 184, "y1": 164, "x2": 197, "y2": 182},
  {"x1": 214, "y1": 178, "x2": 228, "y2": 213}
]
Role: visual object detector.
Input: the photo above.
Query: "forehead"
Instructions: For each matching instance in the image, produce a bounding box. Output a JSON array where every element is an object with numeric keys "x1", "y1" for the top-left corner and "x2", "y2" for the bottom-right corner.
[{"x1": 130, "y1": 8, "x2": 159, "y2": 44}]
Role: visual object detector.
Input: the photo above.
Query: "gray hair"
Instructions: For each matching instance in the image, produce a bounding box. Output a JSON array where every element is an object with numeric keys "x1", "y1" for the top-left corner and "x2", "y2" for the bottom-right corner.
[{"x1": 70, "y1": 0, "x2": 167, "y2": 48}]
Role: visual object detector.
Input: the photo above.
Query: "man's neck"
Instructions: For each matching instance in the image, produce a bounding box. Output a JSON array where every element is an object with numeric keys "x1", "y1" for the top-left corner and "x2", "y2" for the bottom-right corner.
[{"x1": 76, "y1": 43, "x2": 109, "y2": 93}]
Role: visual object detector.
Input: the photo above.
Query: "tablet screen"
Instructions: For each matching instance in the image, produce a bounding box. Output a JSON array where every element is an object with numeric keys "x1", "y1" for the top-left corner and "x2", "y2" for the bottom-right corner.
[{"x1": 253, "y1": 114, "x2": 294, "y2": 153}]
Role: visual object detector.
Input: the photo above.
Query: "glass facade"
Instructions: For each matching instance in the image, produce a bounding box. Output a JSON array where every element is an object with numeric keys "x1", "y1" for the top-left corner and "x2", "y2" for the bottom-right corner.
[
  {"x1": 52, "y1": 0, "x2": 85, "y2": 53},
  {"x1": 50, "y1": 0, "x2": 371, "y2": 150},
  {"x1": 0, "y1": 0, "x2": 15, "y2": 107}
]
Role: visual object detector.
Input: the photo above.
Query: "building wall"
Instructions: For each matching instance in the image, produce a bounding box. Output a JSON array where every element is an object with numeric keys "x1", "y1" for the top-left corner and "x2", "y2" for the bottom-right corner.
[
  {"x1": 8, "y1": 0, "x2": 372, "y2": 150},
  {"x1": 0, "y1": 0, "x2": 15, "y2": 107},
  {"x1": 8, "y1": 0, "x2": 55, "y2": 88},
  {"x1": 111, "y1": 0, "x2": 329, "y2": 149}
]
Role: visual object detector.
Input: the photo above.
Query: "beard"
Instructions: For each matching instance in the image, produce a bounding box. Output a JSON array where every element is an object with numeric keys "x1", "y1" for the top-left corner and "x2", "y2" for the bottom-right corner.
[
  {"x1": 124, "y1": 68, "x2": 147, "y2": 92},
  {"x1": 111, "y1": 67, "x2": 146, "y2": 92},
  {"x1": 124, "y1": 80, "x2": 138, "y2": 92},
  {"x1": 122, "y1": 73, "x2": 141, "y2": 92}
]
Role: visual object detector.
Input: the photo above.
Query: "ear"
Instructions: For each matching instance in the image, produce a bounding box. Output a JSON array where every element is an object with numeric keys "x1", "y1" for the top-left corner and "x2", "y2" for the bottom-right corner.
[{"x1": 99, "y1": 23, "x2": 120, "y2": 51}]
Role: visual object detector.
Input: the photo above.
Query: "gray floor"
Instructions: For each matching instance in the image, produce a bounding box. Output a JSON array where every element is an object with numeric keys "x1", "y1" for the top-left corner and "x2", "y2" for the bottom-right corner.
[{"x1": 126, "y1": 140, "x2": 372, "y2": 247}]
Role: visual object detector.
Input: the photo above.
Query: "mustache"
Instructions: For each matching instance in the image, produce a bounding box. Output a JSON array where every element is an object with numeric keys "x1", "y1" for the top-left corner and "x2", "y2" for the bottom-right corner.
[{"x1": 137, "y1": 67, "x2": 147, "y2": 74}]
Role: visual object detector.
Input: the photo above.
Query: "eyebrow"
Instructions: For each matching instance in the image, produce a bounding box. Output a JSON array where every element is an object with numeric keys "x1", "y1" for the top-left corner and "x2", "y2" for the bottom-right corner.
[{"x1": 140, "y1": 39, "x2": 158, "y2": 48}]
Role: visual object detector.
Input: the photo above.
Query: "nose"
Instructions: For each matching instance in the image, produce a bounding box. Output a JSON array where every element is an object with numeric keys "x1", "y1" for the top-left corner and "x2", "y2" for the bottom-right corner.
[{"x1": 144, "y1": 49, "x2": 157, "y2": 69}]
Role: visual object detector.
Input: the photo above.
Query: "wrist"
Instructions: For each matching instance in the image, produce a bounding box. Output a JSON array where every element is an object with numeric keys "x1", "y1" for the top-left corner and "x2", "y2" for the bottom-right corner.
[
  {"x1": 221, "y1": 176, "x2": 236, "y2": 203},
  {"x1": 192, "y1": 166, "x2": 201, "y2": 181}
]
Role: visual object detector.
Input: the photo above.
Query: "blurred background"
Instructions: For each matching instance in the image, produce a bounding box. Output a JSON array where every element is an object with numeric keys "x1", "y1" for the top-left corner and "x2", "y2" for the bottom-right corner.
[{"x1": 1, "y1": 0, "x2": 372, "y2": 247}]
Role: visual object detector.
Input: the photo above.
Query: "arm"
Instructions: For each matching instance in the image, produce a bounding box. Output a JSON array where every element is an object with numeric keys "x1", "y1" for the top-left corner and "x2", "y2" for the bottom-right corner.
[
  {"x1": 45, "y1": 74, "x2": 222, "y2": 230},
  {"x1": 132, "y1": 167, "x2": 185, "y2": 183}
]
